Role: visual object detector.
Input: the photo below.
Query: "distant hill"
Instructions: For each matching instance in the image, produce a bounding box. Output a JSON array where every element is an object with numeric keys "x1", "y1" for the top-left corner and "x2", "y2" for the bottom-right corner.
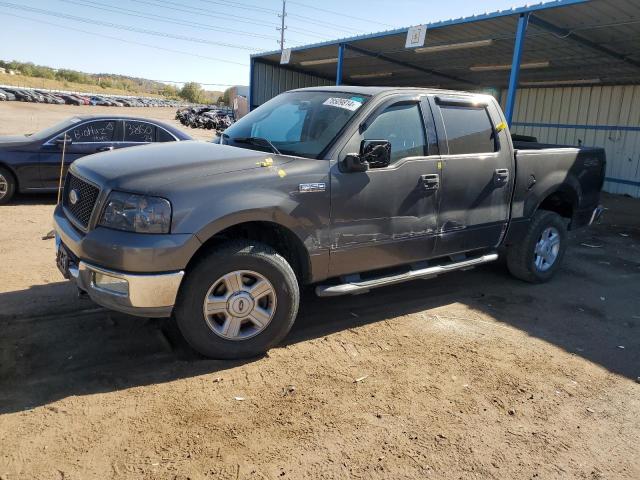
[{"x1": 0, "y1": 59, "x2": 223, "y2": 102}]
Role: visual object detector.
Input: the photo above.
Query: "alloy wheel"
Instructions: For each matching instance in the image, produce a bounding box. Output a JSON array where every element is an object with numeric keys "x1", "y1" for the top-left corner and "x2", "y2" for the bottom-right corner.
[{"x1": 202, "y1": 270, "x2": 277, "y2": 340}]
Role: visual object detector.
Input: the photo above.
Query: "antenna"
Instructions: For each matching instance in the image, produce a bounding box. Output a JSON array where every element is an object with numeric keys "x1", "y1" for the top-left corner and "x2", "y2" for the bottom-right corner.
[{"x1": 277, "y1": 0, "x2": 287, "y2": 50}]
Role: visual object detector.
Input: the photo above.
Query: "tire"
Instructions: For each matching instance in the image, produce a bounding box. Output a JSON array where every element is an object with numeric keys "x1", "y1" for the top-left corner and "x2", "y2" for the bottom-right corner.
[
  {"x1": 506, "y1": 210, "x2": 568, "y2": 283},
  {"x1": 174, "y1": 241, "x2": 300, "y2": 359},
  {"x1": 0, "y1": 166, "x2": 16, "y2": 205}
]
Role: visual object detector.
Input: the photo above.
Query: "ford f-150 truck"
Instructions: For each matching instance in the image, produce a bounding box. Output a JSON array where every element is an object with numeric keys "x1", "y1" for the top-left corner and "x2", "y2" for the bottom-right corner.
[{"x1": 53, "y1": 87, "x2": 605, "y2": 359}]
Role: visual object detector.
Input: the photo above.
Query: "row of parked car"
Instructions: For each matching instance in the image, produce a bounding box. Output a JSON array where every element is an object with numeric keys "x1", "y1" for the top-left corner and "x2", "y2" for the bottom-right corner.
[
  {"x1": 175, "y1": 106, "x2": 235, "y2": 131},
  {"x1": 0, "y1": 86, "x2": 185, "y2": 107}
]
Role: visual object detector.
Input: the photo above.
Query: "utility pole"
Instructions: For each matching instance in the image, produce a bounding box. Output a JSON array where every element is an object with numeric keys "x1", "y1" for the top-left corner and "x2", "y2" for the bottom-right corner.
[{"x1": 277, "y1": 0, "x2": 287, "y2": 51}]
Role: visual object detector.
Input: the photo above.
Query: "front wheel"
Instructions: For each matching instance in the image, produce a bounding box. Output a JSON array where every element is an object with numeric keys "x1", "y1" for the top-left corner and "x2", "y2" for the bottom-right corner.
[
  {"x1": 174, "y1": 241, "x2": 300, "y2": 359},
  {"x1": 506, "y1": 210, "x2": 568, "y2": 283},
  {"x1": 0, "y1": 167, "x2": 16, "y2": 205}
]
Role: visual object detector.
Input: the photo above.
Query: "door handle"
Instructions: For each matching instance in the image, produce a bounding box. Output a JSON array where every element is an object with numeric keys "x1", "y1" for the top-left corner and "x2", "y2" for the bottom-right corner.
[
  {"x1": 96, "y1": 146, "x2": 114, "y2": 152},
  {"x1": 421, "y1": 174, "x2": 440, "y2": 191},
  {"x1": 494, "y1": 168, "x2": 509, "y2": 186}
]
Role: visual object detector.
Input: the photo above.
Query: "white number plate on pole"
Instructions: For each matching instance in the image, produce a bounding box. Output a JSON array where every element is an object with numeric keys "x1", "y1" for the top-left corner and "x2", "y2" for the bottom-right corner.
[
  {"x1": 405, "y1": 25, "x2": 427, "y2": 49},
  {"x1": 280, "y1": 48, "x2": 292, "y2": 65}
]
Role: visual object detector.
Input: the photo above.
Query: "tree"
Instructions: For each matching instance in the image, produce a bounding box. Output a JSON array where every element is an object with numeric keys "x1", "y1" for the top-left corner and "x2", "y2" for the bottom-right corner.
[
  {"x1": 179, "y1": 82, "x2": 204, "y2": 103},
  {"x1": 222, "y1": 87, "x2": 233, "y2": 106}
]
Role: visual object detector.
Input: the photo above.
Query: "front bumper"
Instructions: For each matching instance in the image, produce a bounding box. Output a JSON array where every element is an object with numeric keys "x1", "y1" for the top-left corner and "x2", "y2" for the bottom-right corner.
[
  {"x1": 67, "y1": 260, "x2": 183, "y2": 318},
  {"x1": 53, "y1": 204, "x2": 195, "y2": 317}
]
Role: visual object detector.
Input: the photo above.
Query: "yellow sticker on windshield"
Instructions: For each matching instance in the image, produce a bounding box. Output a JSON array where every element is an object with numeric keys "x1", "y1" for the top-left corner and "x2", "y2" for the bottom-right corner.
[
  {"x1": 496, "y1": 121, "x2": 507, "y2": 133},
  {"x1": 278, "y1": 169, "x2": 287, "y2": 178}
]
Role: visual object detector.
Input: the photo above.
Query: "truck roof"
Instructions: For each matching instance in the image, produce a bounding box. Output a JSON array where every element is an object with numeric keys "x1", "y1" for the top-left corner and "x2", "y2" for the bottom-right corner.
[{"x1": 289, "y1": 85, "x2": 480, "y2": 97}]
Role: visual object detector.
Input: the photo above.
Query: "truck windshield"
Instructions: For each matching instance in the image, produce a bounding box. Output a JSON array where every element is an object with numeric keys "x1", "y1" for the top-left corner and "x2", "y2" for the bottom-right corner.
[{"x1": 222, "y1": 91, "x2": 370, "y2": 158}]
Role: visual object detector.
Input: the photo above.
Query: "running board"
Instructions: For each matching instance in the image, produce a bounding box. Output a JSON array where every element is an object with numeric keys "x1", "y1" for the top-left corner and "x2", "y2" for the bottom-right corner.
[{"x1": 315, "y1": 253, "x2": 499, "y2": 297}]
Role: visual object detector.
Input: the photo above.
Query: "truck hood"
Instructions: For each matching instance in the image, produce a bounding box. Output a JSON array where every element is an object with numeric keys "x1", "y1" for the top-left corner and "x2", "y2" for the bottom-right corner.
[{"x1": 71, "y1": 140, "x2": 286, "y2": 193}]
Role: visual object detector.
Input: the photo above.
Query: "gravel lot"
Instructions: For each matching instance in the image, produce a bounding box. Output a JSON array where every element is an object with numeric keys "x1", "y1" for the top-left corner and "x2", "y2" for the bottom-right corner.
[{"x1": 0, "y1": 103, "x2": 639, "y2": 479}]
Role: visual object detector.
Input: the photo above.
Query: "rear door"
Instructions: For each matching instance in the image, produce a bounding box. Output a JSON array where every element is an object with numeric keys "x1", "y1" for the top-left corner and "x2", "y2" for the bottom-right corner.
[
  {"x1": 329, "y1": 95, "x2": 442, "y2": 277},
  {"x1": 430, "y1": 96, "x2": 513, "y2": 256},
  {"x1": 39, "y1": 119, "x2": 118, "y2": 189}
]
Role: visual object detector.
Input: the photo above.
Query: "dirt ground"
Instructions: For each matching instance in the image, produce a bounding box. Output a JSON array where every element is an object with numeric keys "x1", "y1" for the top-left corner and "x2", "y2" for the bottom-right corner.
[{"x1": 0, "y1": 103, "x2": 639, "y2": 480}]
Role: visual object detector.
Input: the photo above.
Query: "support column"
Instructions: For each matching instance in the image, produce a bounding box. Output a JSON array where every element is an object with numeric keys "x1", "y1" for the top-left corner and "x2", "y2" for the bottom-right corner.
[
  {"x1": 248, "y1": 57, "x2": 255, "y2": 112},
  {"x1": 336, "y1": 43, "x2": 345, "y2": 86},
  {"x1": 505, "y1": 13, "x2": 529, "y2": 126}
]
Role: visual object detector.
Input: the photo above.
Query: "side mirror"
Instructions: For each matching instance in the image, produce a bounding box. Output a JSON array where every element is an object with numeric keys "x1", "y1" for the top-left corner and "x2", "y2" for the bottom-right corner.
[
  {"x1": 361, "y1": 140, "x2": 391, "y2": 169},
  {"x1": 342, "y1": 153, "x2": 369, "y2": 173}
]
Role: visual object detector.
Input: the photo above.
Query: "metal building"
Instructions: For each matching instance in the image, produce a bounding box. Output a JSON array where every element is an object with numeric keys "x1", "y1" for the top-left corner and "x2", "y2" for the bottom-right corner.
[{"x1": 248, "y1": 0, "x2": 640, "y2": 197}]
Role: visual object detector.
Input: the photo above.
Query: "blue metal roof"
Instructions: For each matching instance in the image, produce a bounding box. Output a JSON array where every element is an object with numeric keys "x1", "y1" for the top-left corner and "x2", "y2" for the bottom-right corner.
[{"x1": 252, "y1": 0, "x2": 589, "y2": 59}]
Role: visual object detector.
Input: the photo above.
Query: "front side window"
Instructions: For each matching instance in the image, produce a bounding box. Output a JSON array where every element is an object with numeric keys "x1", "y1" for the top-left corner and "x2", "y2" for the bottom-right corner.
[
  {"x1": 363, "y1": 103, "x2": 427, "y2": 163},
  {"x1": 440, "y1": 105, "x2": 497, "y2": 155},
  {"x1": 124, "y1": 121, "x2": 156, "y2": 143},
  {"x1": 223, "y1": 91, "x2": 370, "y2": 158},
  {"x1": 65, "y1": 120, "x2": 116, "y2": 143}
]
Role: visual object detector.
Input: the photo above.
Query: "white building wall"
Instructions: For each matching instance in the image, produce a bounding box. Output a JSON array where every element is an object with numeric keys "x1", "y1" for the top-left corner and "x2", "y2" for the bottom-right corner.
[{"x1": 501, "y1": 85, "x2": 640, "y2": 198}]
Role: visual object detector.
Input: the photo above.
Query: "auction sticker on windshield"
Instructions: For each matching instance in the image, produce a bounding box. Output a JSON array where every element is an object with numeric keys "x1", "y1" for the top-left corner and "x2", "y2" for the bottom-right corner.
[{"x1": 323, "y1": 97, "x2": 363, "y2": 111}]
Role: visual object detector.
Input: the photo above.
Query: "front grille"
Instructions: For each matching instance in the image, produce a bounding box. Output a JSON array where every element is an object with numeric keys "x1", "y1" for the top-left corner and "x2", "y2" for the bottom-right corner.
[{"x1": 63, "y1": 173, "x2": 100, "y2": 229}]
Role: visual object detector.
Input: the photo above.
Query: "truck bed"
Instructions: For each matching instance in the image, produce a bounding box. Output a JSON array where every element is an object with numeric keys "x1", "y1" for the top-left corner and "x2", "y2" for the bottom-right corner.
[{"x1": 511, "y1": 143, "x2": 606, "y2": 229}]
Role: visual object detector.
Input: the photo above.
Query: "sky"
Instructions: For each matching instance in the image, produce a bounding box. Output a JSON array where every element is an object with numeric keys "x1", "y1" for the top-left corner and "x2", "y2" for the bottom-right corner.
[{"x1": 0, "y1": 0, "x2": 528, "y2": 90}]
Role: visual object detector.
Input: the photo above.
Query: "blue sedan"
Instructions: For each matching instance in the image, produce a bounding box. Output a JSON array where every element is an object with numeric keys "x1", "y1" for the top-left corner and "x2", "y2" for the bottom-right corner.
[{"x1": 0, "y1": 116, "x2": 192, "y2": 204}]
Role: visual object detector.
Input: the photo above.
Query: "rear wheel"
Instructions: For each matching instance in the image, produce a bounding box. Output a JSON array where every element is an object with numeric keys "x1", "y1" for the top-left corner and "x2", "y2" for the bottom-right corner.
[
  {"x1": 506, "y1": 210, "x2": 568, "y2": 283},
  {"x1": 0, "y1": 167, "x2": 16, "y2": 205},
  {"x1": 174, "y1": 241, "x2": 299, "y2": 359}
]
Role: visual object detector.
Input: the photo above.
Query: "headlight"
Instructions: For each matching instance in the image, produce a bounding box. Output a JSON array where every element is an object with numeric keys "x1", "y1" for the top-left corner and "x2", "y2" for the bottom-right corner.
[{"x1": 99, "y1": 191, "x2": 171, "y2": 234}]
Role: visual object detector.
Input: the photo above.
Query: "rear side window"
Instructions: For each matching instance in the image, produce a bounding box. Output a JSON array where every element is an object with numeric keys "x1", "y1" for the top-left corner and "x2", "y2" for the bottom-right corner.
[
  {"x1": 124, "y1": 121, "x2": 156, "y2": 142},
  {"x1": 157, "y1": 128, "x2": 176, "y2": 142},
  {"x1": 440, "y1": 105, "x2": 497, "y2": 155}
]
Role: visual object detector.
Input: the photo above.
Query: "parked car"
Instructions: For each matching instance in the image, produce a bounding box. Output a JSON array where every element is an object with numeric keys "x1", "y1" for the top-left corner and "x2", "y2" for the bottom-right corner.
[
  {"x1": 0, "y1": 88, "x2": 16, "y2": 101},
  {"x1": 52, "y1": 86, "x2": 606, "y2": 359},
  {"x1": 0, "y1": 115, "x2": 192, "y2": 204}
]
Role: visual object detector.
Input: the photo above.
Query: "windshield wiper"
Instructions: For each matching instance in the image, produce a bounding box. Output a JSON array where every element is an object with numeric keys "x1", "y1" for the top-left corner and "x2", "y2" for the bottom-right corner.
[{"x1": 229, "y1": 136, "x2": 281, "y2": 155}]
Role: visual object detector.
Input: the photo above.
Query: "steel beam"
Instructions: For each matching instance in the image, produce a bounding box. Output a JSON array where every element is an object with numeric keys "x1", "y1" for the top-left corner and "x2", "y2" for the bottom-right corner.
[
  {"x1": 336, "y1": 43, "x2": 345, "y2": 85},
  {"x1": 344, "y1": 43, "x2": 477, "y2": 86},
  {"x1": 528, "y1": 14, "x2": 640, "y2": 70},
  {"x1": 505, "y1": 13, "x2": 529, "y2": 126}
]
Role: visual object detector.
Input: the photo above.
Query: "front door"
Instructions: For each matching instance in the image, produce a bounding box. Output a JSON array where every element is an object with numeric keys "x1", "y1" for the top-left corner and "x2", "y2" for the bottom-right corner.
[
  {"x1": 39, "y1": 119, "x2": 119, "y2": 189},
  {"x1": 329, "y1": 96, "x2": 442, "y2": 278},
  {"x1": 429, "y1": 96, "x2": 513, "y2": 256}
]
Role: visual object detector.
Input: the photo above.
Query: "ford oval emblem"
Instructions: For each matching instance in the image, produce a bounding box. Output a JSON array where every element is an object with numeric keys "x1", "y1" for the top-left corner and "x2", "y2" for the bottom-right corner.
[{"x1": 69, "y1": 189, "x2": 79, "y2": 205}]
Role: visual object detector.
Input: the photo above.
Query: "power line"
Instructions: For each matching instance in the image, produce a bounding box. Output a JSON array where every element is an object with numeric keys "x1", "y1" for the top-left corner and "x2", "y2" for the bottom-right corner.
[
  {"x1": 135, "y1": 0, "x2": 280, "y2": 28},
  {"x1": 288, "y1": 0, "x2": 395, "y2": 28},
  {"x1": 152, "y1": 0, "x2": 335, "y2": 42},
  {"x1": 191, "y1": 0, "x2": 278, "y2": 15},
  {"x1": 0, "y1": 11, "x2": 250, "y2": 67},
  {"x1": 189, "y1": 0, "x2": 360, "y2": 36},
  {"x1": 57, "y1": 0, "x2": 280, "y2": 41},
  {"x1": 0, "y1": 1, "x2": 262, "y2": 51},
  {"x1": 286, "y1": 12, "x2": 361, "y2": 34}
]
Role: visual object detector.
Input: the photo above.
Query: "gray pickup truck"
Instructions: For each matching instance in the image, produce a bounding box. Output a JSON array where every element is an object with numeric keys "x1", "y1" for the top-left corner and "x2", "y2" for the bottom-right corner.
[{"x1": 53, "y1": 86, "x2": 605, "y2": 358}]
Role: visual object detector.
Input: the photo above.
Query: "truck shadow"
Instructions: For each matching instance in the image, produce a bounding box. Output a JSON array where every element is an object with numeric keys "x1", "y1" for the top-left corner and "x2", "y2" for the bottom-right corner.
[
  {"x1": 1, "y1": 217, "x2": 638, "y2": 415},
  {"x1": 3, "y1": 192, "x2": 57, "y2": 206}
]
